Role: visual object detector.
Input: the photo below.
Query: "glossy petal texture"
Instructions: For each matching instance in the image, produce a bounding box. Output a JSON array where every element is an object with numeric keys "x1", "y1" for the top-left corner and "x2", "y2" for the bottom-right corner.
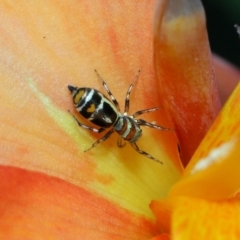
[
  {"x1": 169, "y1": 83, "x2": 240, "y2": 199},
  {"x1": 154, "y1": 0, "x2": 221, "y2": 165},
  {"x1": 0, "y1": 166, "x2": 158, "y2": 239},
  {"x1": 172, "y1": 197, "x2": 240, "y2": 240},
  {"x1": 0, "y1": 1, "x2": 182, "y2": 236}
]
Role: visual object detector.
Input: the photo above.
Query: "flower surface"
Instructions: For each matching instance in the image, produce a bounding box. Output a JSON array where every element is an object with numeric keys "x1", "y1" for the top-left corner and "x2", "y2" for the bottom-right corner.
[{"x1": 0, "y1": 0, "x2": 239, "y2": 239}]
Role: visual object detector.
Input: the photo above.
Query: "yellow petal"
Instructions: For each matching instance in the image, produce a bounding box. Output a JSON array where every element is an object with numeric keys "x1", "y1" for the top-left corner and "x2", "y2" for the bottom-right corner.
[
  {"x1": 172, "y1": 197, "x2": 240, "y2": 240},
  {"x1": 169, "y1": 83, "x2": 240, "y2": 199}
]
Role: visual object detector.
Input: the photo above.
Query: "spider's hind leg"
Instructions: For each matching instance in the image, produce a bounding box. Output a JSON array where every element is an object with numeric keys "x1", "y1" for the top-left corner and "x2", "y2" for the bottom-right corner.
[
  {"x1": 69, "y1": 111, "x2": 105, "y2": 133},
  {"x1": 84, "y1": 128, "x2": 115, "y2": 152},
  {"x1": 117, "y1": 136, "x2": 126, "y2": 148}
]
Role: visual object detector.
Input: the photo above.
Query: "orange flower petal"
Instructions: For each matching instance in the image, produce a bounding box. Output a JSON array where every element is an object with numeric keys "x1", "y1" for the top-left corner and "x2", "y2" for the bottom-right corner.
[
  {"x1": 0, "y1": 166, "x2": 158, "y2": 239},
  {"x1": 169, "y1": 83, "x2": 240, "y2": 199},
  {"x1": 150, "y1": 233, "x2": 171, "y2": 240},
  {"x1": 0, "y1": 1, "x2": 182, "y2": 219},
  {"x1": 154, "y1": 0, "x2": 221, "y2": 166},
  {"x1": 150, "y1": 199, "x2": 172, "y2": 234},
  {"x1": 172, "y1": 197, "x2": 240, "y2": 240}
]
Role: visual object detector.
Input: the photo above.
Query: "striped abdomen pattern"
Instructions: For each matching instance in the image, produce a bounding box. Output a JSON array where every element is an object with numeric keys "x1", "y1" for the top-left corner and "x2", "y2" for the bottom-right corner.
[
  {"x1": 114, "y1": 116, "x2": 142, "y2": 143},
  {"x1": 69, "y1": 86, "x2": 119, "y2": 128}
]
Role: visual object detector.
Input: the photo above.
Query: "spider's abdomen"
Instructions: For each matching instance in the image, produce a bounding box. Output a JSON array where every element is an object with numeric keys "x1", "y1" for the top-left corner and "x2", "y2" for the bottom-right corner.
[
  {"x1": 114, "y1": 116, "x2": 142, "y2": 143},
  {"x1": 68, "y1": 86, "x2": 119, "y2": 128}
]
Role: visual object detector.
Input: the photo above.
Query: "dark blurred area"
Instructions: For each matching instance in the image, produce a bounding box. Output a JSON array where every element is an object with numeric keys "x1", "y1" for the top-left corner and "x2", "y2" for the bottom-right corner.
[{"x1": 201, "y1": 0, "x2": 240, "y2": 67}]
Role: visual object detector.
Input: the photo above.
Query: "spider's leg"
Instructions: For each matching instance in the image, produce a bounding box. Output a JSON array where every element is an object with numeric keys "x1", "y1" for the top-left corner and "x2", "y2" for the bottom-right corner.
[
  {"x1": 130, "y1": 142, "x2": 163, "y2": 164},
  {"x1": 94, "y1": 70, "x2": 120, "y2": 111},
  {"x1": 135, "y1": 119, "x2": 173, "y2": 131},
  {"x1": 84, "y1": 128, "x2": 115, "y2": 152},
  {"x1": 124, "y1": 70, "x2": 141, "y2": 115},
  {"x1": 132, "y1": 107, "x2": 160, "y2": 118},
  {"x1": 69, "y1": 111, "x2": 105, "y2": 133},
  {"x1": 117, "y1": 136, "x2": 126, "y2": 148}
]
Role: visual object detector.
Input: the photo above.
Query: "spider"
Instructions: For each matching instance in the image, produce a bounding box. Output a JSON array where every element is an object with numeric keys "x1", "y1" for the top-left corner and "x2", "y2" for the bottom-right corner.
[{"x1": 68, "y1": 70, "x2": 172, "y2": 163}]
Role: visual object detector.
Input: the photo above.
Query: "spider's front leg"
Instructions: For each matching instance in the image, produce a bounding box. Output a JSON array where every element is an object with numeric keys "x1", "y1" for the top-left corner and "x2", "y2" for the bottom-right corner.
[
  {"x1": 130, "y1": 142, "x2": 163, "y2": 164},
  {"x1": 135, "y1": 119, "x2": 173, "y2": 131},
  {"x1": 94, "y1": 70, "x2": 120, "y2": 111}
]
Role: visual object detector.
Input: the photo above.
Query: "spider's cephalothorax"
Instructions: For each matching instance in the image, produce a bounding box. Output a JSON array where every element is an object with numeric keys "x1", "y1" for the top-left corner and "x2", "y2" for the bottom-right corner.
[{"x1": 68, "y1": 70, "x2": 172, "y2": 163}]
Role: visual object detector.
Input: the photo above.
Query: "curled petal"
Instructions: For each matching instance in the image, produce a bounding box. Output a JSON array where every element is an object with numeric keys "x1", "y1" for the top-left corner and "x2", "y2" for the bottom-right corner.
[{"x1": 154, "y1": 0, "x2": 221, "y2": 165}]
